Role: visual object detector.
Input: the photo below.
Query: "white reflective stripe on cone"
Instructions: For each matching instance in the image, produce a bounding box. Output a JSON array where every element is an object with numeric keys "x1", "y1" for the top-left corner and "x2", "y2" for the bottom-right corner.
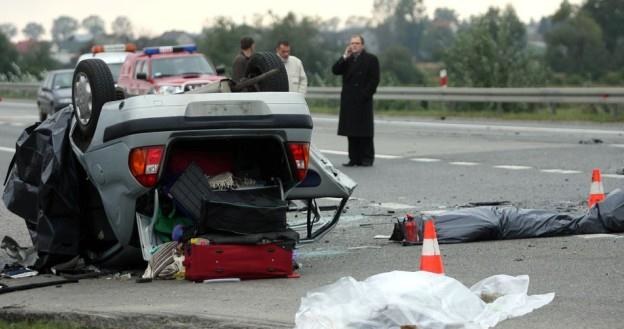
[
  {"x1": 422, "y1": 239, "x2": 440, "y2": 256},
  {"x1": 590, "y1": 182, "x2": 604, "y2": 194}
]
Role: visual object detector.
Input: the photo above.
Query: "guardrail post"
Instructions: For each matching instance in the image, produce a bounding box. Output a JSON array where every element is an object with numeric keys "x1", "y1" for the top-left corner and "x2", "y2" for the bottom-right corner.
[{"x1": 548, "y1": 103, "x2": 557, "y2": 115}]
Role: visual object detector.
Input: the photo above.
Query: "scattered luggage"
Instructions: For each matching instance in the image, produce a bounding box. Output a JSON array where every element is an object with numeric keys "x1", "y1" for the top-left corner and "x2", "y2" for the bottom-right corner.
[{"x1": 184, "y1": 239, "x2": 295, "y2": 282}]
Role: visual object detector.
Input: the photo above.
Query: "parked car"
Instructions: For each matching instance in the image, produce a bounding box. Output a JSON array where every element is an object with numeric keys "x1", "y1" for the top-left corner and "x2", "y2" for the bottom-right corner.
[
  {"x1": 65, "y1": 53, "x2": 354, "y2": 266},
  {"x1": 36, "y1": 69, "x2": 73, "y2": 121},
  {"x1": 116, "y1": 44, "x2": 226, "y2": 97}
]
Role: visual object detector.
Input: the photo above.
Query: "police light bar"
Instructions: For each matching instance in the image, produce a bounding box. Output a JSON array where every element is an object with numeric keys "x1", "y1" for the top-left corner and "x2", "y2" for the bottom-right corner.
[
  {"x1": 92, "y1": 43, "x2": 137, "y2": 53},
  {"x1": 143, "y1": 44, "x2": 197, "y2": 55}
]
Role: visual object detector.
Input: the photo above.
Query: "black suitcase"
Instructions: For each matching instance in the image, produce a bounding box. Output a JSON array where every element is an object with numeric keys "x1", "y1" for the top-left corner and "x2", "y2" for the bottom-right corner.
[{"x1": 169, "y1": 162, "x2": 288, "y2": 235}]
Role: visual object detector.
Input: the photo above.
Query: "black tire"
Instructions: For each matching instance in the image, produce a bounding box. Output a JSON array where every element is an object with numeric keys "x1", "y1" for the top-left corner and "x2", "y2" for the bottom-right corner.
[
  {"x1": 72, "y1": 59, "x2": 116, "y2": 139},
  {"x1": 245, "y1": 52, "x2": 289, "y2": 92}
]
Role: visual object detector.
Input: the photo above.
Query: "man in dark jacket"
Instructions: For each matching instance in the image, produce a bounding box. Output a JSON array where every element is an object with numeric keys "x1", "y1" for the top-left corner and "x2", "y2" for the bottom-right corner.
[
  {"x1": 332, "y1": 34, "x2": 380, "y2": 167},
  {"x1": 232, "y1": 37, "x2": 255, "y2": 82}
]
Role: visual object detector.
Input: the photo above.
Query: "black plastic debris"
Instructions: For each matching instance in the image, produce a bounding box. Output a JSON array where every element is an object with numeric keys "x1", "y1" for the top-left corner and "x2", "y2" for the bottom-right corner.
[
  {"x1": 578, "y1": 138, "x2": 604, "y2": 144},
  {"x1": 0, "y1": 278, "x2": 78, "y2": 295},
  {"x1": 424, "y1": 188, "x2": 624, "y2": 244},
  {"x1": 2, "y1": 107, "x2": 83, "y2": 269}
]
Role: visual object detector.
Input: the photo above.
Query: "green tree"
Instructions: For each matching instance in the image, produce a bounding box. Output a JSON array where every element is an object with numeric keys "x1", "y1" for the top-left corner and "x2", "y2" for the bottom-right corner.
[
  {"x1": 433, "y1": 8, "x2": 458, "y2": 22},
  {"x1": 262, "y1": 12, "x2": 340, "y2": 85},
  {"x1": 373, "y1": 0, "x2": 427, "y2": 57},
  {"x1": 51, "y1": 16, "x2": 78, "y2": 43},
  {"x1": 196, "y1": 17, "x2": 256, "y2": 76},
  {"x1": 583, "y1": 0, "x2": 624, "y2": 54},
  {"x1": 82, "y1": 15, "x2": 106, "y2": 37},
  {"x1": 420, "y1": 8, "x2": 458, "y2": 61},
  {"x1": 443, "y1": 6, "x2": 548, "y2": 87},
  {"x1": 0, "y1": 23, "x2": 17, "y2": 39},
  {"x1": 583, "y1": 0, "x2": 624, "y2": 71},
  {"x1": 18, "y1": 41, "x2": 59, "y2": 79},
  {"x1": 545, "y1": 10, "x2": 608, "y2": 78},
  {"x1": 22, "y1": 22, "x2": 45, "y2": 41},
  {"x1": 378, "y1": 45, "x2": 425, "y2": 85},
  {"x1": 0, "y1": 32, "x2": 19, "y2": 79},
  {"x1": 111, "y1": 16, "x2": 133, "y2": 40},
  {"x1": 552, "y1": 0, "x2": 576, "y2": 23}
]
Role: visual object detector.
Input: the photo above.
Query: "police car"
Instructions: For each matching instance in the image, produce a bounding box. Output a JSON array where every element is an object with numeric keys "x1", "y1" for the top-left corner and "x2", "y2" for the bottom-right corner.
[{"x1": 116, "y1": 44, "x2": 226, "y2": 97}]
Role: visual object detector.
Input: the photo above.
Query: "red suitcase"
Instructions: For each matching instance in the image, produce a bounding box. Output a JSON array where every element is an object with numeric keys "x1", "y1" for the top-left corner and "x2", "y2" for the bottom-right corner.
[{"x1": 183, "y1": 242, "x2": 295, "y2": 281}]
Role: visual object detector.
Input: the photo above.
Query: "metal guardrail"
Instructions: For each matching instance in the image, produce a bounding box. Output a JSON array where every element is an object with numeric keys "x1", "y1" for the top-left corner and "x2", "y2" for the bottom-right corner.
[
  {"x1": 0, "y1": 82, "x2": 39, "y2": 93},
  {"x1": 307, "y1": 86, "x2": 624, "y2": 104},
  {"x1": 3, "y1": 82, "x2": 624, "y2": 104}
]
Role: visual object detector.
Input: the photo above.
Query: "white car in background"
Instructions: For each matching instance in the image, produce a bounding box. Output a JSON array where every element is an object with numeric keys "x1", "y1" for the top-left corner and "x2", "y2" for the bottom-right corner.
[{"x1": 77, "y1": 44, "x2": 136, "y2": 98}]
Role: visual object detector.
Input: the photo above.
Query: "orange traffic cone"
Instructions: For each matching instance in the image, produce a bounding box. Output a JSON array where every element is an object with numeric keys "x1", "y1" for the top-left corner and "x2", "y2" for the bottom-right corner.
[
  {"x1": 588, "y1": 168, "x2": 605, "y2": 208},
  {"x1": 419, "y1": 217, "x2": 445, "y2": 274}
]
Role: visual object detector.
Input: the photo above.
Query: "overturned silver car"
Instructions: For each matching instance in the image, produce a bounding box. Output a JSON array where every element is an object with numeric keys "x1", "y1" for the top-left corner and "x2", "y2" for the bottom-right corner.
[{"x1": 4, "y1": 53, "x2": 355, "y2": 268}]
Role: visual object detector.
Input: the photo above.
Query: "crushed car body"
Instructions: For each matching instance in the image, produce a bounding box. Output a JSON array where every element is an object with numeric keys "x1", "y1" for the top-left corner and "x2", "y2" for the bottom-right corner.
[{"x1": 3, "y1": 53, "x2": 356, "y2": 270}]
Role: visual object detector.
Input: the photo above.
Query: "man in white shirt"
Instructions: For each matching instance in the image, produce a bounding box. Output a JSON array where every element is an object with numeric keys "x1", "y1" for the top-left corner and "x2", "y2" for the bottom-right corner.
[{"x1": 276, "y1": 41, "x2": 307, "y2": 94}]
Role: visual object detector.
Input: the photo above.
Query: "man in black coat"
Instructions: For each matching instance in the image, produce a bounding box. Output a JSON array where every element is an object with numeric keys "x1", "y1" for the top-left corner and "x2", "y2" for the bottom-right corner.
[{"x1": 332, "y1": 34, "x2": 380, "y2": 167}]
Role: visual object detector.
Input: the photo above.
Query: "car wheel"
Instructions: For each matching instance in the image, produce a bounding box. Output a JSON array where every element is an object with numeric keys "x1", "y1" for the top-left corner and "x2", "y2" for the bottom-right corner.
[
  {"x1": 72, "y1": 59, "x2": 116, "y2": 139},
  {"x1": 245, "y1": 52, "x2": 289, "y2": 92}
]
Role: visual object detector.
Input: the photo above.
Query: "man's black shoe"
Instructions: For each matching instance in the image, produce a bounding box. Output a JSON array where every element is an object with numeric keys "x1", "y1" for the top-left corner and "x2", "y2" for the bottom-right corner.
[
  {"x1": 342, "y1": 162, "x2": 357, "y2": 167},
  {"x1": 360, "y1": 162, "x2": 373, "y2": 167}
]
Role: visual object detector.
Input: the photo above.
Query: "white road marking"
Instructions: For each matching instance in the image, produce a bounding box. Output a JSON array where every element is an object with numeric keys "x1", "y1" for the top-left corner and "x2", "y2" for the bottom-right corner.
[
  {"x1": 371, "y1": 202, "x2": 416, "y2": 210},
  {"x1": 578, "y1": 234, "x2": 622, "y2": 239},
  {"x1": 9, "y1": 122, "x2": 24, "y2": 127},
  {"x1": 540, "y1": 169, "x2": 583, "y2": 174},
  {"x1": 375, "y1": 154, "x2": 402, "y2": 159},
  {"x1": 410, "y1": 158, "x2": 441, "y2": 162},
  {"x1": 494, "y1": 165, "x2": 532, "y2": 170},
  {"x1": 602, "y1": 174, "x2": 624, "y2": 179},
  {"x1": 0, "y1": 146, "x2": 15, "y2": 153},
  {"x1": 320, "y1": 149, "x2": 348, "y2": 155},
  {"x1": 320, "y1": 149, "x2": 401, "y2": 159},
  {"x1": 449, "y1": 161, "x2": 479, "y2": 166},
  {"x1": 318, "y1": 147, "x2": 614, "y2": 181}
]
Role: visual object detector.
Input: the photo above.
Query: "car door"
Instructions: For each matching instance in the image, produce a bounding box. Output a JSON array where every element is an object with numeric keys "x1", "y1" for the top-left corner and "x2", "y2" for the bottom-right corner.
[
  {"x1": 37, "y1": 73, "x2": 53, "y2": 113},
  {"x1": 136, "y1": 60, "x2": 152, "y2": 95}
]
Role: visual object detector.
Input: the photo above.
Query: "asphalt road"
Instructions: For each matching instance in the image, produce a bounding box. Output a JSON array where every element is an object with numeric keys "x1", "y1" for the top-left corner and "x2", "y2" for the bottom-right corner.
[{"x1": 1, "y1": 99, "x2": 623, "y2": 329}]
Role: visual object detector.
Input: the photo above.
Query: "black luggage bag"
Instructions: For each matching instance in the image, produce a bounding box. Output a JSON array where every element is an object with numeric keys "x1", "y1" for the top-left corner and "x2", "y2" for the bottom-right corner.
[{"x1": 169, "y1": 162, "x2": 288, "y2": 235}]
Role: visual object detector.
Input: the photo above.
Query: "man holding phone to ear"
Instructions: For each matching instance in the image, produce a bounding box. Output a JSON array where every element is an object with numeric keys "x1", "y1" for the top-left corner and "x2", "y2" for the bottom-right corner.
[{"x1": 332, "y1": 34, "x2": 380, "y2": 167}]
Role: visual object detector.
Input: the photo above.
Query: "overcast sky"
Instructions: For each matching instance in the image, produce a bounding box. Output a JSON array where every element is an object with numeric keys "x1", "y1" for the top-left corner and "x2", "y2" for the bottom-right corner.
[{"x1": 2, "y1": 0, "x2": 584, "y2": 40}]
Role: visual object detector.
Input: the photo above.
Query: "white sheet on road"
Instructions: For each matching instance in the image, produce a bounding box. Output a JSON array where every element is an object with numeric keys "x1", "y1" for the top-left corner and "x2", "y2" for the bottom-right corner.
[{"x1": 295, "y1": 271, "x2": 554, "y2": 329}]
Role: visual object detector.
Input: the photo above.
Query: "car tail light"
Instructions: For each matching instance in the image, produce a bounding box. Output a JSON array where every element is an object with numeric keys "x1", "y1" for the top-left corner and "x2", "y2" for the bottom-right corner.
[
  {"x1": 288, "y1": 142, "x2": 310, "y2": 181},
  {"x1": 129, "y1": 145, "x2": 164, "y2": 187}
]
